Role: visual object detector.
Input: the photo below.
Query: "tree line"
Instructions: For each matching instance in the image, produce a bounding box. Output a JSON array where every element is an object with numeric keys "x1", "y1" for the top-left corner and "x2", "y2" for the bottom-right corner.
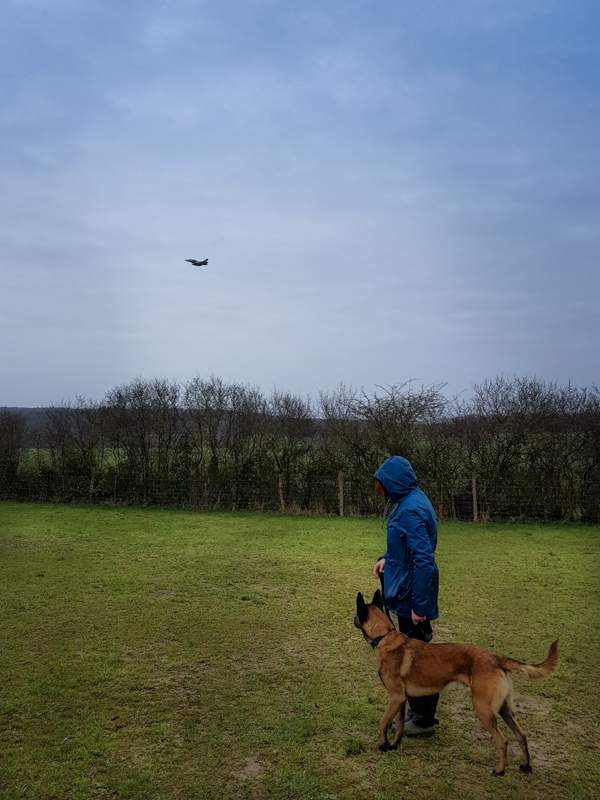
[{"x1": 1, "y1": 375, "x2": 599, "y2": 521}]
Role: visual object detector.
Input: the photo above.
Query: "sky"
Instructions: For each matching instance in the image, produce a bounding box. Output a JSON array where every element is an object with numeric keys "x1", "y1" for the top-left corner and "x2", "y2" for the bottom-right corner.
[{"x1": 1, "y1": 0, "x2": 599, "y2": 406}]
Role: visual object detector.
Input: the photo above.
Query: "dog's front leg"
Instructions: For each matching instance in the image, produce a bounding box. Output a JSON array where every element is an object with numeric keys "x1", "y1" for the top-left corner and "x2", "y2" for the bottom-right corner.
[{"x1": 378, "y1": 693, "x2": 405, "y2": 751}]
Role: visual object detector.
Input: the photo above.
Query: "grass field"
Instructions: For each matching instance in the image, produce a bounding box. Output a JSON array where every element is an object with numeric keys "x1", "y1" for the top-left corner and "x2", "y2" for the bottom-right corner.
[{"x1": 1, "y1": 503, "x2": 599, "y2": 800}]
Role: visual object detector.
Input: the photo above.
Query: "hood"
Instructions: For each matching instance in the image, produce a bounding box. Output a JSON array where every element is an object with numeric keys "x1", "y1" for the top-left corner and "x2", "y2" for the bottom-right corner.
[{"x1": 374, "y1": 456, "x2": 417, "y2": 502}]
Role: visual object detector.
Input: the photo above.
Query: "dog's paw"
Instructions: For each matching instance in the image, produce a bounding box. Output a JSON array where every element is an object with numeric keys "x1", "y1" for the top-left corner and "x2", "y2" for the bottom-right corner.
[
  {"x1": 519, "y1": 764, "x2": 532, "y2": 774},
  {"x1": 378, "y1": 742, "x2": 392, "y2": 752},
  {"x1": 492, "y1": 769, "x2": 505, "y2": 777}
]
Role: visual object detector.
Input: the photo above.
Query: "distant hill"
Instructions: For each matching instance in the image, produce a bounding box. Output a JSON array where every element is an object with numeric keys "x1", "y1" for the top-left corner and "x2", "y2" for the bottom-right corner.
[{"x1": 1, "y1": 407, "x2": 51, "y2": 439}]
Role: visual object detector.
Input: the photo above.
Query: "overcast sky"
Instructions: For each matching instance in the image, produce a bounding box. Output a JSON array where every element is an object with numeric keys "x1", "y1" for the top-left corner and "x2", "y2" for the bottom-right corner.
[{"x1": 2, "y1": 0, "x2": 599, "y2": 406}]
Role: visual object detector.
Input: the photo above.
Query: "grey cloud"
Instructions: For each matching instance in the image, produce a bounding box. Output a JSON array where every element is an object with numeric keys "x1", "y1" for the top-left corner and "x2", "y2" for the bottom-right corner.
[{"x1": 1, "y1": 1, "x2": 599, "y2": 405}]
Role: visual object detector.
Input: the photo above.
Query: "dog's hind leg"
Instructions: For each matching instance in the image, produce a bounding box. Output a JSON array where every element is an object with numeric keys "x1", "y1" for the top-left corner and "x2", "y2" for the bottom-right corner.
[
  {"x1": 378, "y1": 692, "x2": 405, "y2": 751},
  {"x1": 472, "y1": 692, "x2": 508, "y2": 776},
  {"x1": 499, "y1": 700, "x2": 531, "y2": 773},
  {"x1": 391, "y1": 700, "x2": 406, "y2": 748}
]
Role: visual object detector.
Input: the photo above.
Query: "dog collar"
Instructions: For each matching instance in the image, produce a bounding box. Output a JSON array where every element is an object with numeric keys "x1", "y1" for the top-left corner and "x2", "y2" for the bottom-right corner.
[{"x1": 370, "y1": 632, "x2": 391, "y2": 649}]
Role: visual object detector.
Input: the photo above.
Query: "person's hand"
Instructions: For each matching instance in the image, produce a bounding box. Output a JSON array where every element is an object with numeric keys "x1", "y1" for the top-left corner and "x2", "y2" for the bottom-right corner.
[
  {"x1": 411, "y1": 610, "x2": 426, "y2": 625},
  {"x1": 372, "y1": 558, "x2": 385, "y2": 578}
]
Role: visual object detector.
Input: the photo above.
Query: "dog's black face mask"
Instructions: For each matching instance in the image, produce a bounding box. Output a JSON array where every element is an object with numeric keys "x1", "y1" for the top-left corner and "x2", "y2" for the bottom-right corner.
[{"x1": 354, "y1": 590, "x2": 385, "y2": 629}]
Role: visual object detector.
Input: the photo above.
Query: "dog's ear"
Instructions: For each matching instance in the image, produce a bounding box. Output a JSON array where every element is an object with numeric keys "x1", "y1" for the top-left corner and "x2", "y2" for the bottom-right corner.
[
  {"x1": 372, "y1": 588, "x2": 384, "y2": 610},
  {"x1": 356, "y1": 592, "x2": 368, "y2": 623}
]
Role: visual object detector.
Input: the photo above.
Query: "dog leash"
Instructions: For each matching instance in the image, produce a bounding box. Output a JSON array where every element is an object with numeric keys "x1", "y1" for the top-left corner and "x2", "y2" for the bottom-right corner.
[
  {"x1": 378, "y1": 498, "x2": 397, "y2": 630},
  {"x1": 379, "y1": 570, "x2": 396, "y2": 629}
]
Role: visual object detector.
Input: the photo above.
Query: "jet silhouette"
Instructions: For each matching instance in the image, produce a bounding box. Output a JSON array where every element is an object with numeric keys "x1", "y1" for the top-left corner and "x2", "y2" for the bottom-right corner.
[{"x1": 185, "y1": 258, "x2": 209, "y2": 267}]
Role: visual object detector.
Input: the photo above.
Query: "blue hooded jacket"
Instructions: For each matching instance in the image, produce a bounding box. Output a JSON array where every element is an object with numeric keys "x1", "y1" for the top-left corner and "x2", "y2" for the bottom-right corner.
[{"x1": 374, "y1": 456, "x2": 439, "y2": 620}]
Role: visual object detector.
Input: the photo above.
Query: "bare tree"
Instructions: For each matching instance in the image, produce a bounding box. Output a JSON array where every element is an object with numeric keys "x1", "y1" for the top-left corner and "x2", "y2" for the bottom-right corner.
[
  {"x1": 223, "y1": 383, "x2": 267, "y2": 509},
  {"x1": 184, "y1": 376, "x2": 230, "y2": 499},
  {"x1": 319, "y1": 384, "x2": 373, "y2": 471},
  {"x1": 104, "y1": 378, "x2": 183, "y2": 503},
  {"x1": 266, "y1": 390, "x2": 314, "y2": 510},
  {"x1": 356, "y1": 382, "x2": 446, "y2": 462},
  {"x1": 0, "y1": 409, "x2": 26, "y2": 491}
]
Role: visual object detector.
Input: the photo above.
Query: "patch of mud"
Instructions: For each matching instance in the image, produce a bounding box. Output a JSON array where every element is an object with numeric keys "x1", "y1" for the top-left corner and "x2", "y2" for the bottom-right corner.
[
  {"x1": 151, "y1": 589, "x2": 178, "y2": 599},
  {"x1": 235, "y1": 757, "x2": 267, "y2": 799},
  {"x1": 237, "y1": 756, "x2": 265, "y2": 780}
]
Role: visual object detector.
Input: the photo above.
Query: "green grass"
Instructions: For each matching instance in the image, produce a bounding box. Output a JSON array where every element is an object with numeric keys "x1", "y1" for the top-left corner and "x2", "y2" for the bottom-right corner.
[{"x1": 1, "y1": 503, "x2": 599, "y2": 800}]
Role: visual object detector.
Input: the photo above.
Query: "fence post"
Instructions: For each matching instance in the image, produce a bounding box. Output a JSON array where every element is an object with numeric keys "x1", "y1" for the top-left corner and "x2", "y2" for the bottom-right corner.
[
  {"x1": 338, "y1": 470, "x2": 344, "y2": 517},
  {"x1": 277, "y1": 475, "x2": 285, "y2": 512},
  {"x1": 471, "y1": 476, "x2": 478, "y2": 523}
]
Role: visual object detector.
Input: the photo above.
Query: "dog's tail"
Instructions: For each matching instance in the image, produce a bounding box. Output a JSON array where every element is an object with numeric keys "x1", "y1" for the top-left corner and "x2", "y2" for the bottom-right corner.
[{"x1": 500, "y1": 640, "x2": 559, "y2": 679}]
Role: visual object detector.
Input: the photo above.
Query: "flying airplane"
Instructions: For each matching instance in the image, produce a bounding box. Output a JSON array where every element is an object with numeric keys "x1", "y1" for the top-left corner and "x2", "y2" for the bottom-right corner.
[{"x1": 185, "y1": 258, "x2": 209, "y2": 267}]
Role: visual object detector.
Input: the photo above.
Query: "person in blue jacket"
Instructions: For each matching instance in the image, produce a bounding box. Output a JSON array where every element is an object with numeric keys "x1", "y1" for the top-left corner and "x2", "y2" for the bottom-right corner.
[{"x1": 372, "y1": 455, "x2": 440, "y2": 735}]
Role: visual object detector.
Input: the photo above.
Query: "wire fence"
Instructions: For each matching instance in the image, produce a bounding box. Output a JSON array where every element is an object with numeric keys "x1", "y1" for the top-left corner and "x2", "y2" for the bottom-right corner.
[
  {"x1": 2, "y1": 470, "x2": 598, "y2": 523},
  {"x1": 3, "y1": 378, "x2": 600, "y2": 523}
]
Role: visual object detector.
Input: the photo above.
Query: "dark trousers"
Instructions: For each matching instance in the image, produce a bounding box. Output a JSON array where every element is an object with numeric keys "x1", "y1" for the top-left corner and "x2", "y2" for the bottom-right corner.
[{"x1": 396, "y1": 616, "x2": 439, "y2": 727}]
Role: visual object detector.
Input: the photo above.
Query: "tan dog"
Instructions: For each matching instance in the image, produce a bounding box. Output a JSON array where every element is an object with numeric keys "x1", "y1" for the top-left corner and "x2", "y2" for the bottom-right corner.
[{"x1": 354, "y1": 590, "x2": 558, "y2": 775}]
